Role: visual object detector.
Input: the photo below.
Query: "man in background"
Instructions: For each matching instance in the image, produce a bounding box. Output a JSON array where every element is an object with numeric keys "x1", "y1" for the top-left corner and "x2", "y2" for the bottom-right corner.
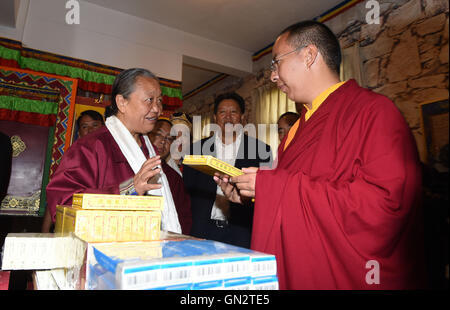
[
  {"x1": 277, "y1": 111, "x2": 300, "y2": 141},
  {"x1": 183, "y1": 92, "x2": 272, "y2": 248},
  {"x1": 148, "y1": 118, "x2": 192, "y2": 235}
]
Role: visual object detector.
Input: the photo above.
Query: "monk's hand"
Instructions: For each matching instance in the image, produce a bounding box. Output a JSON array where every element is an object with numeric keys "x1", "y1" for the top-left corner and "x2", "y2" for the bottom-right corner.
[
  {"x1": 213, "y1": 173, "x2": 243, "y2": 204},
  {"x1": 134, "y1": 155, "x2": 162, "y2": 195},
  {"x1": 230, "y1": 167, "x2": 258, "y2": 198}
]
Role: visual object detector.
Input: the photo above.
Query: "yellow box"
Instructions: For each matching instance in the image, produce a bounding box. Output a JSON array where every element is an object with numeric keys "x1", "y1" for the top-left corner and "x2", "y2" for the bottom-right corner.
[
  {"x1": 182, "y1": 155, "x2": 243, "y2": 177},
  {"x1": 61, "y1": 207, "x2": 161, "y2": 242},
  {"x1": 72, "y1": 193, "x2": 164, "y2": 211},
  {"x1": 54, "y1": 205, "x2": 67, "y2": 234}
]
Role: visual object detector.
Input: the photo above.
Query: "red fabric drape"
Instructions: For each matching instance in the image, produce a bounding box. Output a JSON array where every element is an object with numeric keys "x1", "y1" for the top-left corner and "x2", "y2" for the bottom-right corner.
[{"x1": 0, "y1": 109, "x2": 57, "y2": 127}]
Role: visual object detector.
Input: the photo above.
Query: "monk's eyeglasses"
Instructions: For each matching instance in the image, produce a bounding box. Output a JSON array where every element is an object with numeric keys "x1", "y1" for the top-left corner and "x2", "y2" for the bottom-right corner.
[{"x1": 270, "y1": 45, "x2": 306, "y2": 72}]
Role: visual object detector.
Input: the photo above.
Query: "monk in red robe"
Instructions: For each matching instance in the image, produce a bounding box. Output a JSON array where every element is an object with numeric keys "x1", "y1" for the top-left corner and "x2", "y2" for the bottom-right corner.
[{"x1": 215, "y1": 21, "x2": 426, "y2": 289}]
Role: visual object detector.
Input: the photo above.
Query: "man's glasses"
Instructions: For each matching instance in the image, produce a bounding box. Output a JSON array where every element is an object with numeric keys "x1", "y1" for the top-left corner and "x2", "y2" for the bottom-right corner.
[{"x1": 270, "y1": 45, "x2": 306, "y2": 72}]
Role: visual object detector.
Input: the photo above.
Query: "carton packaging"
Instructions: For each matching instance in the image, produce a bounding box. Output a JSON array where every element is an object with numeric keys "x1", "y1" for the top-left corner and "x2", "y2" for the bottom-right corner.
[
  {"x1": 60, "y1": 206, "x2": 161, "y2": 242},
  {"x1": 86, "y1": 238, "x2": 278, "y2": 290},
  {"x1": 1, "y1": 233, "x2": 86, "y2": 271},
  {"x1": 72, "y1": 193, "x2": 163, "y2": 211},
  {"x1": 182, "y1": 155, "x2": 243, "y2": 177}
]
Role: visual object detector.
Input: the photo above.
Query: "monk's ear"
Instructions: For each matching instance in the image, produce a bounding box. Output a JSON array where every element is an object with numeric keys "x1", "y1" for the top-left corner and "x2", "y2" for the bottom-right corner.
[
  {"x1": 304, "y1": 45, "x2": 319, "y2": 70},
  {"x1": 115, "y1": 94, "x2": 128, "y2": 114}
]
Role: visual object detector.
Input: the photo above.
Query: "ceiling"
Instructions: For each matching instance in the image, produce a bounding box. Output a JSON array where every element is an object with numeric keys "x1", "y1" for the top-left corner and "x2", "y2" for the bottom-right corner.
[
  {"x1": 0, "y1": 0, "x2": 344, "y2": 97},
  {"x1": 83, "y1": 0, "x2": 343, "y2": 96}
]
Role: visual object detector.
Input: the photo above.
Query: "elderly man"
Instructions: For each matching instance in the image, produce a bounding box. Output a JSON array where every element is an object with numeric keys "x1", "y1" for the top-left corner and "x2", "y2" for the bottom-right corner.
[
  {"x1": 148, "y1": 118, "x2": 192, "y2": 234},
  {"x1": 215, "y1": 21, "x2": 426, "y2": 289},
  {"x1": 183, "y1": 92, "x2": 272, "y2": 248}
]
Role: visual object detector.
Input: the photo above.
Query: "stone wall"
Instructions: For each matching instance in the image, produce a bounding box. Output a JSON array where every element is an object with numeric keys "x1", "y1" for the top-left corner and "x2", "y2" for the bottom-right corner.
[
  {"x1": 179, "y1": 0, "x2": 449, "y2": 161},
  {"x1": 326, "y1": 0, "x2": 449, "y2": 162}
]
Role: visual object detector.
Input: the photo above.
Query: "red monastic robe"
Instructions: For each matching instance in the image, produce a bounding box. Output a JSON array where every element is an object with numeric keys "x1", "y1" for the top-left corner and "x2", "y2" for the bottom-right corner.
[
  {"x1": 252, "y1": 80, "x2": 426, "y2": 290},
  {"x1": 46, "y1": 126, "x2": 192, "y2": 234},
  {"x1": 46, "y1": 126, "x2": 135, "y2": 221}
]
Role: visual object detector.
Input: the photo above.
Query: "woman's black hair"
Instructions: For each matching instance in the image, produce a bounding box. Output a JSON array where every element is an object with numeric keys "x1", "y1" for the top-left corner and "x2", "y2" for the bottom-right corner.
[{"x1": 106, "y1": 68, "x2": 158, "y2": 117}]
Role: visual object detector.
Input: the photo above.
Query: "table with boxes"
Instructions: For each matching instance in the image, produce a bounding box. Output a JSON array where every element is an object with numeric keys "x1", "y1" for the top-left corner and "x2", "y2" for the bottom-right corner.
[{"x1": 1, "y1": 193, "x2": 278, "y2": 290}]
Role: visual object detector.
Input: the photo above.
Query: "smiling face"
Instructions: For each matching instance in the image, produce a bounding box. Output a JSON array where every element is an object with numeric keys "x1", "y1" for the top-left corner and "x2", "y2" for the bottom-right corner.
[
  {"x1": 148, "y1": 120, "x2": 174, "y2": 159},
  {"x1": 270, "y1": 33, "x2": 309, "y2": 103},
  {"x1": 213, "y1": 99, "x2": 244, "y2": 140},
  {"x1": 115, "y1": 76, "x2": 162, "y2": 138}
]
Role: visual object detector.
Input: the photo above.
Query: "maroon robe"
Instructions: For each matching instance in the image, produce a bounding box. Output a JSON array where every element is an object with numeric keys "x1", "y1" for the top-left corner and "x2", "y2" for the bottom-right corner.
[
  {"x1": 46, "y1": 126, "x2": 134, "y2": 221},
  {"x1": 46, "y1": 127, "x2": 191, "y2": 234},
  {"x1": 252, "y1": 80, "x2": 426, "y2": 290}
]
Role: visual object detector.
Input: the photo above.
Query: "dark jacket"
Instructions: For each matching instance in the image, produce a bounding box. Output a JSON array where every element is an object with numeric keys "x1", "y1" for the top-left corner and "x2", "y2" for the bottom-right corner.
[{"x1": 183, "y1": 133, "x2": 272, "y2": 248}]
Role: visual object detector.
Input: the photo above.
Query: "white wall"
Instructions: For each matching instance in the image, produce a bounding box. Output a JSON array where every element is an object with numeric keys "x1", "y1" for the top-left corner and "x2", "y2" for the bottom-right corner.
[
  {"x1": 0, "y1": 0, "x2": 29, "y2": 41},
  {"x1": 0, "y1": 0, "x2": 253, "y2": 82}
]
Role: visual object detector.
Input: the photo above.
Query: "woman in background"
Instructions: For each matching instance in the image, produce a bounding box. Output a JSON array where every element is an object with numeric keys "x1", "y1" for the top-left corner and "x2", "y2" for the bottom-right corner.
[{"x1": 41, "y1": 110, "x2": 105, "y2": 232}]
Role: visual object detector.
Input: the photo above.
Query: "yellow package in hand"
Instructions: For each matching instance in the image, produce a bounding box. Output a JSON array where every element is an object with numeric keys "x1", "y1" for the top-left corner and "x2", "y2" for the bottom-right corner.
[{"x1": 182, "y1": 155, "x2": 243, "y2": 177}]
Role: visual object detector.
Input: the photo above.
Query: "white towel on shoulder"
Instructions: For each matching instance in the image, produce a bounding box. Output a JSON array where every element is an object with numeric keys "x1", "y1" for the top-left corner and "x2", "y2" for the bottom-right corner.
[{"x1": 105, "y1": 115, "x2": 181, "y2": 233}]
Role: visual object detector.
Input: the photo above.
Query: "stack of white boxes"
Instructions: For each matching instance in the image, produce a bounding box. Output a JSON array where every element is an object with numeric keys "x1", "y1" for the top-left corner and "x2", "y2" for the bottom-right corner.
[
  {"x1": 1, "y1": 233, "x2": 88, "y2": 289},
  {"x1": 1, "y1": 232, "x2": 278, "y2": 290},
  {"x1": 86, "y1": 238, "x2": 278, "y2": 290}
]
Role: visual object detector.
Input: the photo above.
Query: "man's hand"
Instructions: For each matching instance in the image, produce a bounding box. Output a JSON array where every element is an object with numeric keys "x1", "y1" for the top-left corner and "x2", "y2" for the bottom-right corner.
[
  {"x1": 231, "y1": 167, "x2": 258, "y2": 197},
  {"x1": 134, "y1": 156, "x2": 162, "y2": 195},
  {"x1": 214, "y1": 173, "x2": 242, "y2": 204},
  {"x1": 213, "y1": 167, "x2": 259, "y2": 203}
]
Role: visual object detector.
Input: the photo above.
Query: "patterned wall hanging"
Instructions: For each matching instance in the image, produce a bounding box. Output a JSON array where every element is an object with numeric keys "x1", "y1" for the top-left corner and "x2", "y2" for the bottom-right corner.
[
  {"x1": 0, "y1": 37, "x2": 183, "y2": 113},
  {"x1": 0, "y1": 66, "x2": 77, "y2": 216}
]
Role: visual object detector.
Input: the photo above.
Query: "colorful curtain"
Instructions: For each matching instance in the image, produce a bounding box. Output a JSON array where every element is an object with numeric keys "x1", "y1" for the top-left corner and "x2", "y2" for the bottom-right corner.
[
  {"x1": 252, "y1": 84, "x2": 297, "y2": 156},
  {"x1": 0, "y1": 37, "x2": 183, "y2": 111},
  {"x1": 0, "y1": 81, "x2": 60, "y2": 127},
  {"x1": 0, "y1": 67, "x2": 78, "y2": 216}
]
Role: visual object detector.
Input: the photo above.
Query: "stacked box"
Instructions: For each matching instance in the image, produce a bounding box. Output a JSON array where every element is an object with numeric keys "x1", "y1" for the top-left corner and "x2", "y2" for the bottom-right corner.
[
  {"x1": 86, "y1": 239, "x2": 278, "y2": 290},
  {"x1": 251, "y1": 275, "x2": 279, "y2": 290},
  {"x1": 71, "y1": 193, "x2": 164, "y2": 210},
  {"x1": 54, "y1": 205, "x2": 66, "y2": 233},
  {"x1": 1, "y1": 231, "x2": 278, "y2": 290},
  {"x1": 55, "y1": 193, "x2": 164, "y2": 242},
  {"x1": 1, "y1": 233, "x2": 86, "y2": 270},
  {"x1": 61, "y1": 207, "x2": 161, "y2": 242}
]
